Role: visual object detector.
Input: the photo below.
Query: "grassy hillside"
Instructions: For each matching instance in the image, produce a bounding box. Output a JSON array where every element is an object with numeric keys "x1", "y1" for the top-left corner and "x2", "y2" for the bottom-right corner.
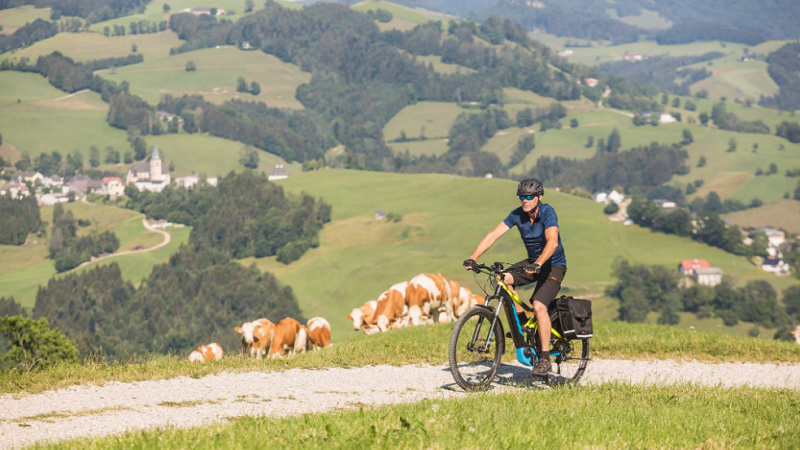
[
  {"x1": 723, "y1": 200, "x2": 800, "y2": 234},
  {"x1": 239, "y1": 170, "x2": 793, "y2": 342},
  {"x1": 98, "y1": 46, "x2": 310, "y2": 108},
  {"x1": 0, "y1": 201, "x2": 190, "y2": 308},
  {"x1": 0, "y1": 5, "x2": 52, "y2": 35},
  {"x1": 351, "y1": 0, "x2": 457, "y2": 31}
]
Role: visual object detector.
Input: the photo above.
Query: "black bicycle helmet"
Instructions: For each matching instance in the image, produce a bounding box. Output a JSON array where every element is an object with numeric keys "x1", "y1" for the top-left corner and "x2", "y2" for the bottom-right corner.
[{"x1": 516, "y1": 178, "x2": 544, "y2": 197}]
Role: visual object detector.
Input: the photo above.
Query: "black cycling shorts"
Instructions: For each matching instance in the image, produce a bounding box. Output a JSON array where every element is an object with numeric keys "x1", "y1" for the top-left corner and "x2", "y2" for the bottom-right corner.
[{"x1": 508, "y1": 260, "x2": 567, "y2": 309}]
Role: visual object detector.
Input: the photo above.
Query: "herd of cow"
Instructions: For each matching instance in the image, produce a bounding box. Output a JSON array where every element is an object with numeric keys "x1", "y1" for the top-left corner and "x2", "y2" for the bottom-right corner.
[
  {"x1": 347, "y1": 273, "x2": 485, "y2": 334},
  {"x1": 187, "y1": 273, "x2": 482, "y2": 363},
  {"x1": 188, "y1": 317, "x2": 332, "y2": 364}
]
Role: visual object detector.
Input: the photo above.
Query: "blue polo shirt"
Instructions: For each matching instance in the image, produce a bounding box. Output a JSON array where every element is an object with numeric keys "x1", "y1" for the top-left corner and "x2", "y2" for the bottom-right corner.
[{"x1": 503, "y1": 204, "x2": 567, "y2": 266}]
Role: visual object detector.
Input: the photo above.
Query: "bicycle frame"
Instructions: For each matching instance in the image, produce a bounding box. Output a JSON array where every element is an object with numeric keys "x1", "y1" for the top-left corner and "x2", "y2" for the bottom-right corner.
[{"x1": 480, "y1": 277, "x2": 563, "y2": 367}]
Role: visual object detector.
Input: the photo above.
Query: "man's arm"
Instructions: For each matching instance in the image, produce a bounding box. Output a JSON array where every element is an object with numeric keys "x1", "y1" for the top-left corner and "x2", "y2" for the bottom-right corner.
[
  {"x1": 467, "y1": 222, "x2": 511, "y2": 263},
  {"x1": 534, "y1": 227, "x2": 559, "y2": 267}
]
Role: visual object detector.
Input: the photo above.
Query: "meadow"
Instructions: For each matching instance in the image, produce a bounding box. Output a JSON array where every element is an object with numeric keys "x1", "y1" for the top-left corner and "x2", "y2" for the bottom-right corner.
[
  {"x1": 0, "y1": 201, "x2": 190, "y2": 308},
  {"x1": 350, "y1": 0, "x2": 457, "y2": 31},
  {"x1": 98, "y1": 45, "x2": 310, "y2": 108},
  {"x1": 0, "y1": 5, "x2": 52, "y2": 35},
  {"x1": 37, "y1": 382, "x2": 800, "y2": 449},
  {"x1": 243, "y1": 170, "x2": 794, "y2": 342},
  {"x1": 4, "y1": 321, "x2": 799, "y2": 395}
]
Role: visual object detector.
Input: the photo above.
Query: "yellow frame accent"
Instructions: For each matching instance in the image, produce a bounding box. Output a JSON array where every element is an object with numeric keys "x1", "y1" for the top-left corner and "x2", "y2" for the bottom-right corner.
[{"x1": 499, "y1": 280, "x2": 562, "y2": 338}]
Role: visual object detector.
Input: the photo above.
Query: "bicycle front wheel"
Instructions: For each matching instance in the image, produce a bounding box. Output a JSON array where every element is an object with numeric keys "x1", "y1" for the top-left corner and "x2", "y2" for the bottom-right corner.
[{"x1": 448, "y1": 306, "x2": 505, "y2": 391}]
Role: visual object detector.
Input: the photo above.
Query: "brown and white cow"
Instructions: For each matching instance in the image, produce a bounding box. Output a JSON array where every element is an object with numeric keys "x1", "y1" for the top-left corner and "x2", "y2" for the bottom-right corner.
[
  {"x1": 371, "y1": 281, "x2": 409, "y2": 332},
  {"x1": 235, "y1": 318, "x2": 275, "y2": 359},
  {"x1": 791, "y1": 325, "x2": 800, "y2": 346},
  {"x1": 346, "y1": 300, "x2": 379, "y2": 334},
  {"x1": 406, "y1": 273, "x2": 452, "y2": 326},
  {"x1": 307, "y1": 317, "x2": 332, "y2": 349},
  {"x1": 189, "y1": 343, "x2": 224, "y2": 364},
  {"x1": 269, "y1": 317, "x2": 307, "y2": 358}
]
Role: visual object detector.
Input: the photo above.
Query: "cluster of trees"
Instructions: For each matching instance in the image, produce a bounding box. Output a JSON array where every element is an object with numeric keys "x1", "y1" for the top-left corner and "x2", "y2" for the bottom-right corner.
[
  {"x1": 654, "y1": 22, "x2": 766, "y2": 46},
  {"x1": 124, "y1": 171, "x2": 331, "y2": 263},
  {"x1": 760, "y1": 43, "x2": 800, "y2": 111},
  {"x1": 508, "y1": 135, "x2": 534, "y2": 169},
  {"x1": 0, "y1": 18, "x2": 57, "y2": 53},
  {"x1": 606, "y1": 78, "x2": 661, "y2": 113},
  {"x1": 365, "y1": 8, "x2": 393, "y2": 23},
  {"x1": 236, "y1": 77, "x2": 260, "y2": 95},
  {"x1": 157, "y1": 94, "x2": 332, "y2": 163},
  {"x1": 48, "y1": 203, "x2": 120, "y2": 272},
  {"x1": 8, "y1": 0, "x2": 150, "y2": 24},
  {"x1": 0, "y1": 313, "x2": 78, "y2": 371},
  {"x1": 599, "y1": 53, "x2": 720, "y2": 96},
  {"x1": 0, "y1": 195, "x2": 41, "y2": 245},
  {"x1": 12, "y1": 149, "x2": 84, "y2": 177},
  {"x1": 776, "y1": 121, "x2": 800, "y2": 144},
  {"x1": 608, "y1": 259, "x2": 795, "y2": 336},
  {"x1": 711, "y1": 103, "x2": 770, "y2": 134},
  {"x1": 525, "y1": 142, "x2": 686, "y2": 193}
]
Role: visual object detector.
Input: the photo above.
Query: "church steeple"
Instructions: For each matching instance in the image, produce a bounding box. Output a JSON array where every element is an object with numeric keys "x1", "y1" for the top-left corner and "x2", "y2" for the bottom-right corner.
[
  {"x1": 151, "y1": 145, "x2": 161, "y2": 160},
  {"x1": 150, "y1": 145, "x2": 162, "y2": 181}
]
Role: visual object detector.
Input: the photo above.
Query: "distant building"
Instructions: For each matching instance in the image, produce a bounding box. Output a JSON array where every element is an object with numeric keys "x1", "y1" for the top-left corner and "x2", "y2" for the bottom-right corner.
[
  {"x1": 659, "y1": 114, "x2": 677, "y2": 124},
  {"x1": 268, "y1": 165, "x2": 289, "y2": 181},
  {"x1": 103, "y1": 177, "x2": 125, "y2": 198},
  {"x1": 653, "y1": 199, "x2": 677, "y2": 209},
  {"x1": 175, "y1": 174, "x2": 218, "y2": 188},
  {"x1": 584, "y1": 78, "x2": 599, "y2": 88},
  {"x1": 36, "y1": 193, "x2": 68, "y2": 206},
  {"x1": 126, "y1": 145, "x2": 171, "y2": 192},
  {"x1": 11, "y1": 171, "x2": 42, "y2": 184},
  {"x1": 375, "y1": 210, "x2": 386, "y2": 221},
  {"x1": 693, "y1": 267, "x2": 723, "y2": 286},
  {"x1": 241, "y1": 41, "x2": 253, "y2": 50},
  {"x1": 67, "y1": 175, "x2": 102, "y2": 196},
  {"x1": 762, "y1": 258, "x2": 790, "y2": 275},
  {"x1": 0, "y1": 183, "x2": 29, "y2": 198},
  {"x1": 557, "y1": 49, "x2": 573, "y2": 57},
  {"x1": 623, "y1": 52, "x2": 643, "y2": 61},
  {"x1": 485, "y1": 173, "x2": 493, "y2": 179},
  {"x1": 679, "y1": 259, "x2": 710, "y2": 276},
  {"x1": 184, "y1": 7, "x2": 225, "y2": 15},
  {"x1": 757, "y1": 227, "x2": 786, "y2": 248},
  {"x1": 592, "y1": 190, "x2": 624, "y2": 205}
]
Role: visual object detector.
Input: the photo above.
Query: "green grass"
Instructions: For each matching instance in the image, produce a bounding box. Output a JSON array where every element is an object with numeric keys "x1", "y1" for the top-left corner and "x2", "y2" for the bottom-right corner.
[
  {"x1": 723, "y1": 199, "x2": 800, "y2": 234},
  {"x1": 409, "y1": 54, "x2": 474, "y2": 75},
  {"x1": 387, "y1": 138, "x2": 449, "y2": 157},
  {"x1": 0, "y1": 201, "x2": 190, "y2": 308},
  {"x1": 0, "y1": 71, "x2": 65, "y2": 107},
  {"x1": 383, "y1": 101, "x2": 467, "y2": 141},
  {"x1": 0, "y1": 5, "x2": 52, "y2": 35},
  {"x1": 4, "y1": 321, "x2": 800, "y2": 395},
  {"x1": 351, "y1": 1, "x2": 455, "y2": 27},
  {"x1": 606, "y1": 7, "x2": 673, "y2": 29},
  {"x1": 3, "y1": 30, "x2": 183, "y2": 64},
  {"x1": 39, "y1": 382, "x2": 800, "y2": 449},
  {"x1": 98, "y1": 45, "x2": 310, "y2": 107},
  {"x1": 235, "y1": 170, "x2": 789, "y2": 343}
]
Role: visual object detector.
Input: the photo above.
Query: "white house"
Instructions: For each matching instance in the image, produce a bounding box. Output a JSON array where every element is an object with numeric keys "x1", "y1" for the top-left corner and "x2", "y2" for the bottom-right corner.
[
  {"x1": 102, "y1": 177, "x2": 125, "y2": 198},
  {"x1": 11, "y1": 171, "x2": 42, "y2": 184},
  {"x1": 184, "y1": 7, "x2": 225, "y2": 15},
  {"x1": 760, "y1": 228, "x2": 786, "y2": 248},
  {"x1": 762, "y1": 258, "x2": 790, "y2": 275},
  {"x1": 693, "y1": 267, "x2": 724, "y2": 287},
  {"x1": 0, "y1": 183, "x2": 30, "y2": 198},
  {"x1": 658, "y1": 114, "x2": 677, "y2": 124},
  {"x1": 584, "y1": 78, "x2": 599, "y2": 88},
  {"x1": 592, "y1": 190, "x2": 625, "y2": 205},
  {"x1": 268, "y1": 165, "x2": 289, "y2": 181},
  {"x1": 558, "y1": 49, "x2": 573, "y2": 57},
  {"x1": 679, "y1": 259, "x2": 710, "y2": 276},
  {"x1": 623, "y1": 52, "x2": 643, "y2": 61},
  {"x1": 126, "y1": 145, "x2": 171, "y2": 192},
  {"x1": 591, "y1": 192, "x2": 608, "y2": 203},
  {"x1": 175, "y1": 175, "x2": 218, "y2": 188},
  {"x1": 653, "y1": 199, "x2": 677, "y2": 209},
  {"x1": 36, "y1": 193, "x2": 68, "y2": 206}
]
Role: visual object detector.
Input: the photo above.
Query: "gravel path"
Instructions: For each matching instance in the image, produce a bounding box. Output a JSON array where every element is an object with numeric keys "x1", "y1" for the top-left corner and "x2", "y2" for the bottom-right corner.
[{"x1": 2, "y1": 359, "x2": 799, "y2": 449}]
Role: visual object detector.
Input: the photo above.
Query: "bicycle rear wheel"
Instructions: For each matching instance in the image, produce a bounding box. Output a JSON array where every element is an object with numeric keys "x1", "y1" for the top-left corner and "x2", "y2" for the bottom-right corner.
[
  {"x1": 449, "y1": 307, "x2": 505, "y2": 391},
  {"x1": 550, "y1": 338, "x2": 590, "y2": 384}
]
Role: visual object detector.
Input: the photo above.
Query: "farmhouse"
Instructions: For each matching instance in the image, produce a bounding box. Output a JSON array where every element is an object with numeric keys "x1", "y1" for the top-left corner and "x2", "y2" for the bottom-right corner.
[
  {"x1": 678, "y1": 259, "x2": 710, "y2": 276},
  {"x1": 126, "y1": 145, "x2": 171, "y2": 192},
  {"x1": 102, "y1": 177, "x2": 125, "y2": 198},
  {"x1": 692, "y1": 267, "x2": 723, "y2": 287},
  {"x1": 762, "y1": 258, "x2": 790, "y2": 276},
  {"x1": 184, "y1": 7, "x2": 225, "y2": 16},
  {"x1": 11, "y1": 171, "x2": 42, "y2": 184},
  {"x1": 0, "y1": 183, "x2": 29, "y2": 198},
  {"x1": 268, "y1": 165, "x2": 289, "y2": 181}
]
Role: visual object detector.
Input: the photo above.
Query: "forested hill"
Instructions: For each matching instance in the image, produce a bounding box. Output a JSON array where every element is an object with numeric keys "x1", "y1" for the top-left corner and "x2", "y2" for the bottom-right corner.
[
  {"x1": 0, "y1": 0, "x2": 149, "y2": 22},
  {"x1": 378, "y1": 0, "x2": 800, "y2": 41},
  {"x1": 159, "y1": 2, "x2": 589, "y2": 174}
]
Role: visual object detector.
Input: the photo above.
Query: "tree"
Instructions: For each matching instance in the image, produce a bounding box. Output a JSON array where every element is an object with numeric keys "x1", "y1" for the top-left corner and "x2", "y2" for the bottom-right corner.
[
  {"x1": 133, "y1": 137, "x2": 147, "y2": 161},
  {"x1": 123, "y1": 151, "x2": 133, "y2": 164},
  {"x1": 585, "y1": 136, "x2": 594, "y2": 148},
  {"x1": 685, "y1": 100, "x2": 697, "y2": 111},
  {"x1": 237, "y1": 77, "x2": 248, "y2": 93},
  {"x1": 604, "y1": 203, "x2": 619, "y2": 215},
  {"x1": 699, "y1": 112, "x2": 710, "y2": 126},
  {"x1": 185, "y1": 60, "x2": 196, "y2": 72},
  {"x1": 753, "y1": 143, "x2": 759, "y2": 152},
  {"x1": 163, "y1": 3, "x2": 171, "y2": 13},
  {"x1": 619, "y1": 287, "x2": 649, "y2": 323},
  {"x1": 681, "y1": 129, "x2": 694, "y2": 145},
  {"x1": 209, "y1": 8, "x2": 217, "y2": 16},
  {"x1": 89, "y1": 146, "x2": 100, "y2": 168},
  {"x1": 570, "y1": 118, "x2": 579, "y2": 128},
  {"x1": 751, "y1": 231, "x2": 769, "y2": 257},
  {"x1": 672, "y1": 97, "x2": 680, "y2": 108},
  {"x1": 661, "y1": 93, "x2": 669, "y2": 105},
  {"x1": 103, "y1": 26, "x2": 110, "y2": 37},
  {"x1": 727, "y1": 137, "x2": 737, "y2": 152},
  {"x1": 516, "y1": 108, "x2": 534, "y2": 127},
  {"x1": 239, "y1": 146, "x2": 259, "y2": 169},
  {"x1": 606, "y1": 128, "x2": 621, "y2": 153},
  {"x1": 697, "y1": 155, "x2": 706, "y2": 167},
  {"x1": 245, "y1": 0, "x2": 254, "y2": 12},
  {"x1": 784, "y1": 285, "x2": 800, "y2": 323},
  {"x1": 0, "y1": 316, "x2": 78, "y2": 371},
  {"x1": 182, "y1": 111, "x2": 198, "y2": 133},
  {"x1": 250, "y1": 81, "x2": 261, "y2": 96},
  {"x1": 131, "y1": 43, "x2": 137, "y2": 53},
  {"x1": 769, "y1": 163, "x2": 778, "y2": 174},
  {"x1": 0, "y1": 131, "x2": 3, "y2": 146}
]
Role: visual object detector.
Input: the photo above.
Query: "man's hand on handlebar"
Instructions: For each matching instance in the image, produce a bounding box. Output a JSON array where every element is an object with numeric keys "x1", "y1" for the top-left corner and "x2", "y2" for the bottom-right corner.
[
  {"x1": 463, "y1": 258, "x2": 478, "y2": 272},
  {"x1": 524, "y1": 262, "x2": 541, "y2": 275}
]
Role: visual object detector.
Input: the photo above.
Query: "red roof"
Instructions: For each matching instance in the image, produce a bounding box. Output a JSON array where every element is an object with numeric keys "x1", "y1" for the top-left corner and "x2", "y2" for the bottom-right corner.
[
  {"x1": 103, "y1": 177, "x2": 123, "y2": 184},
  {"x1": 680, "y1": 259, "x2": 710, "y2": 271}
]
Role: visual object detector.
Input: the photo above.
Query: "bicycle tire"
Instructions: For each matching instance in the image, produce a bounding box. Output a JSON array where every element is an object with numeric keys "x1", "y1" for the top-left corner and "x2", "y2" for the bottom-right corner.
[
  {"x1": 551, "y1": 338, "x2": 590, "y2": 385},
  {"x1": 448, "y1": 306, "x2": 505, "y2": 391}
]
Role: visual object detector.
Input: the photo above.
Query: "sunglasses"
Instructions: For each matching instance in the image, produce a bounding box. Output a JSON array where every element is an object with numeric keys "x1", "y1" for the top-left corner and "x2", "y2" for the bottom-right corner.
[{"x1": 519, "y1": 195, "x2": 536, "y2": 201}]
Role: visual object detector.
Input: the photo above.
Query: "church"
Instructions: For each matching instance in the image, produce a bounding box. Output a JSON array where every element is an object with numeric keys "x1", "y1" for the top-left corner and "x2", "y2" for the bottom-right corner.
[{"x1": 125, "y1": 145, "x2": 171, "y2": 192}]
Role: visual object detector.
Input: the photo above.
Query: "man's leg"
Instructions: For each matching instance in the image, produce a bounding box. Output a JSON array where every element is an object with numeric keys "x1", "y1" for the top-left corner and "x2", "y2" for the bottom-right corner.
[
  {"x1": 530, "y1": 266, "x2": 566, "y2": 376},
  {"x1": 533, "y1": 300, "x2": 550, "y2": 352}
]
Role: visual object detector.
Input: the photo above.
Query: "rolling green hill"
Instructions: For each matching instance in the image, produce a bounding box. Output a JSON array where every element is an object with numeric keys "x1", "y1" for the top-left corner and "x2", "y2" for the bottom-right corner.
[
  {"x1": 0, "y1": 5, "x2": 52, "y2": 35},
  {"x1": 240, "y1": 170, "x2": 794, "y2": 342}
]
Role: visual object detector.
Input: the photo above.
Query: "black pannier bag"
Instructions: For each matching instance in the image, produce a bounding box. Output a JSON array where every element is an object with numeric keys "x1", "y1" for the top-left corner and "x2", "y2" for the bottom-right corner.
[{"x1": 556, "y1": 296, "x2": 593, "y2": 339}]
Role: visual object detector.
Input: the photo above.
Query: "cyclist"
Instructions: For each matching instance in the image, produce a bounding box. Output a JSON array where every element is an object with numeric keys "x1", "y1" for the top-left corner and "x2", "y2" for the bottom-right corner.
[{"x1": 463, "y1": 178, "x2": 567, "y2": 377}]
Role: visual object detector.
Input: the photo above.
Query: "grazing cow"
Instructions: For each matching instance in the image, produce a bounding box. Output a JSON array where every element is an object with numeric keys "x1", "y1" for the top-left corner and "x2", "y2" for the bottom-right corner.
[
  {"x1": 791, "y1": 325, "x2": 800, "y2": 345},
  {"x1": 270, "y1": 317, "x2": 306, "y2": 358},
  {"x1": 307, "y1": 317, "x2": 332, "y2": 349},
  {"x1": 406, "y1": 273, "x2": 452, "y2": 326},
  {"x1": 235, "y1": 318, "x2": 275, "y2": 359},
  {"x1": 189, "y1": 343, "x2": 224, "y2": 364},
  {"x1": 371, "y1": 281, "x2": 409, "y2": 332},
  {"x1": 346, "y1": 300, "x2": 379, "y2": 333}
]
